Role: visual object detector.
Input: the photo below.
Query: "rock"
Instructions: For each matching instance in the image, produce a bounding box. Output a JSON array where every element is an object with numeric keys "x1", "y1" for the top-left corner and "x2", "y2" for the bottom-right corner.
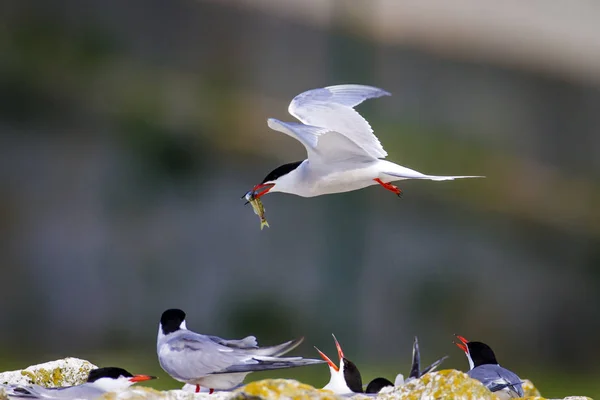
[
  {"x1": 0, "y1": 357, "x2": 97, "y2": 387},
  {"x1": 376, "y1": 369, "x2": 499, "y2": 400},
  {"x1": 233, "y1": 379, "x2": 340, "y2": 400},
  {"x1": 522, "y1": 379, "x2": 542, "y2": 397},
  {"x1": 99, "y1": 387, "x2": 231, "y2": 400}
]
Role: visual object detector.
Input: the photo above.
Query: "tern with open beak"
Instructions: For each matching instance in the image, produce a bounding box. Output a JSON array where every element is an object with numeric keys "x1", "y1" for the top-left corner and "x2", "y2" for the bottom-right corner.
[{"x1": 454, "y1": 334, "x2": 524, "y2": 399}]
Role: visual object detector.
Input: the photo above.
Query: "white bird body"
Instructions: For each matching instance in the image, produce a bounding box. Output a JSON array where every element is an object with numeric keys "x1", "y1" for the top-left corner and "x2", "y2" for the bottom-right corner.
[
  {"x1": 250, "y1": 85, "x2": 482, "y2": 199},
  {"x1": 269, "y1": 157, "x2": 472, "y2": 198}
]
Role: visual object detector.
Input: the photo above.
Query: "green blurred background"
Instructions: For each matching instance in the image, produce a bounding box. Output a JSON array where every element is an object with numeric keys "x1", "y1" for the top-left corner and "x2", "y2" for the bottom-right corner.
[{"x1": 1, "y1": 0, "x2": 599, "y2": 398}]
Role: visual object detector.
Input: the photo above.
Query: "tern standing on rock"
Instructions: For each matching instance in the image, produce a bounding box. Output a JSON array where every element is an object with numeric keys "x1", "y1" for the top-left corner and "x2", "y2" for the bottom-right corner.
[
  {"x1": 247, "y1": 84, "x2": 483, "y2": 200},
  {"x1": 156, "y1": 309, "x2": 324, "y2": 393}
]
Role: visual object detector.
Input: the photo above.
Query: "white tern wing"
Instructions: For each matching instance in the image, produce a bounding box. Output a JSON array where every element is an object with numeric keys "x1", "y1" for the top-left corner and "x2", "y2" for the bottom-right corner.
[
  {"x1": 267, "y1": 118, "x2": 375, "y2": 166},
  {"x1": 287, "y1": 84, "x2": 390, "y2": 159}
]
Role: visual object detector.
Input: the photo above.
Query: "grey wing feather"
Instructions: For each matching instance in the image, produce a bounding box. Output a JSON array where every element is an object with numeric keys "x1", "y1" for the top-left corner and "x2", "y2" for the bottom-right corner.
[
  {"x1": 214, "y1": 356, "x2": 324, "y2": 374},
  {"x1": 207, "y1": 335, "x2": 258, "y2": 349},
  {"x1": 419, "y1": 355, "x2": 448, "y2": 376},
  {"x1": 468, "y1": 365, "x2": 524, "y2": 397},
  {"x1": 159, "y1": 331, "x2": 244, "y2": 380},
  {"x1": 241, "y1": 337, "x2": 304, "y2": 357},
  {"x1": 408, "y1": 336, "x2": 421, "y2": 379}
]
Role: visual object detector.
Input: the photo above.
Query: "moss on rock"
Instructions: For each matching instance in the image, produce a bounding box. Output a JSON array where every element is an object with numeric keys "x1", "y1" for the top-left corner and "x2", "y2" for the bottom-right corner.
[
  {"x1": 0, "y1": 358, "x2": 97, "y2": 387},
  {"x1": 521, "y1": 379, "x2": 542, "y2": 397},
  {"x1": 234, "y1": 379, "x2": 340, "y2": 400},
  {"x1": 377, "y1": 369, "x2": 500, "y2": 400}
]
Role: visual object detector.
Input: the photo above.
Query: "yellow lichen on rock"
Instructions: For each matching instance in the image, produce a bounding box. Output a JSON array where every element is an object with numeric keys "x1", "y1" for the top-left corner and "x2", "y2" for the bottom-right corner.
[
  {"x1": 0, "y1": 358, "x2": 97, "y2": 387},
  {"x1": 20, "y1": 367, "x2": 64, "y2": 386},
  {"x1": 377, "y1": 369, "x2": 500, "y2": 400},
  {"x1": 521, "y1": 379, "x2": 542, "y2": 397},
  {"x1": 234, "y1": 379, "x2": 340, "y2": 400}
]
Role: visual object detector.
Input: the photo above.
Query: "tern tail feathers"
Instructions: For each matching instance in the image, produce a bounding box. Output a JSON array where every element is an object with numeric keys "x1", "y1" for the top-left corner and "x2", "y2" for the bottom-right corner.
[
  {"x1": 409, "y1": 337, "x2": 421, "y2": 379},
  {"x1": 489, "y1": 381, "x2": 524, "y2": 393},
  {"x1": 242, "y1": 337, "x2": 304, "y2": 357},
  {"x1": 6, "y1": 386, "x2": 38, "y2": 398},
  {"x1": 208, "y1": 335, "x2": 258, "y2": 349},
  {"x1": 215, "y1": 356, "x2": 324, "y2": 374},
  {"x1": 421, "y1": 175, "x2": 485, "y2": 181},
  {"x1": 420, "y1": 355, "x2": 449, "y2": 376}
]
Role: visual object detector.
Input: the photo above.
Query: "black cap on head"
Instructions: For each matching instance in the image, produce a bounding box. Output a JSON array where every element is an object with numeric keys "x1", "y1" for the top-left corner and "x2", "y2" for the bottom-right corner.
[
  {"x1": 87, "y1": 367, "x2": 133, "y2": 382},
  {"x1": 365, "y1": 377, "x2": 394, "y2": 394},
  {"x1": 261, "y1": 161, "x2": 303, "y2": 184},
  {"x1": 467, "y1": 341, "x2": 499, "y2": 366},
  {"x1": 342, "y1": 358, "x2": 363, "y2": 393},
  {"x1": 160, "y1": 309, "x2": 186, "y2": 335}
]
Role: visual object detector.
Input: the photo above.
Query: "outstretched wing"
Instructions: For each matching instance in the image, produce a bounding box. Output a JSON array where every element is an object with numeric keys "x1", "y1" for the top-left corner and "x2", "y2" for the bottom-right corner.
[
  {"x1": 287, "y1": 84, "x2": 390, "y2": 159},
  {"x1": 267, "y1": 118, "x2": 375, "y2": 166}
]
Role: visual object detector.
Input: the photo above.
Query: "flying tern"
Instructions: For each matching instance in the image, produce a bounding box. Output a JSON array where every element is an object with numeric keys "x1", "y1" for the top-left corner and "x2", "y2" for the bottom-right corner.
[
  {"x1": 247, "y1": 84, "x2": 482, "y2": 200},
  {"x1": 454, "y1": 335, "x2": 524, "y2": 399},
  {"x1": 156, "y1": 309, "x2": 324, "y2": 393}
]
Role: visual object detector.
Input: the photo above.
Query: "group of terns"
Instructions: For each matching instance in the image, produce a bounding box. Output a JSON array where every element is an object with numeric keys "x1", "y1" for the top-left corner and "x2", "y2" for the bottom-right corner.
[
  {"x1": 4, "y1": 309, "x2": 524, "y2": 399},
  {"x1": 3, "y1": 85, "x2": 497, "y2": 399}
]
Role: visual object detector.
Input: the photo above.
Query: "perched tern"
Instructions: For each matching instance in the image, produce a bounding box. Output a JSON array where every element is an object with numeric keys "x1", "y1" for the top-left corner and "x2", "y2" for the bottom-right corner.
[
  {"x1": 454, "y1": 335, "x2": 524, "y2": 399},
  {"x1": 316, "y1": 335, "x2": 448, "y2": 395},
  {"x1": 156, "y1": 309, "x2": 324, "y2": 393},
  {"x1": 247, "y1": 84, "x2": 483, "y2": 200},
  {"x1": 5, "y1": 367, "x2": 155, "y2": 399}
]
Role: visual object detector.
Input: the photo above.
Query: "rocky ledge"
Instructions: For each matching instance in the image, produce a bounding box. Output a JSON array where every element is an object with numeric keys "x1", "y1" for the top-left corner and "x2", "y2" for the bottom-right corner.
[
  {"x1": 0, "y1": 358, "x2": 97, "y2": 388},
  {"x1": 0, "y1": 359, "x2": 593, "y2": 400}
]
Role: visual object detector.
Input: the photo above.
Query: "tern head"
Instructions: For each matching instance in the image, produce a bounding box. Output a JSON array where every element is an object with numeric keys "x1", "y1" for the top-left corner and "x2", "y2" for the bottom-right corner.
[
  {"x1": 87, "y1": 367, "x2": 156, "y2": 392},
  {"x1": 249, "y1": 161, "x2": 303, "y2": 199},
  {"x1": 454, "y1": 335, "x2": 498, "y2": 369},
  {"x1": 315, "y1": 334, "x2": 363, "y2": 394},
  {"x1": 160, "y1": 308, "x2": 188, "y2": 336}
]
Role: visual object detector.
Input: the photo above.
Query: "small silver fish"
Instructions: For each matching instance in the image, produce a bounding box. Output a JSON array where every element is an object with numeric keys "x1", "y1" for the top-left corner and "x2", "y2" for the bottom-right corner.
[{"x1": 244, "y1": 190, "x2": 269, "y2": 230}]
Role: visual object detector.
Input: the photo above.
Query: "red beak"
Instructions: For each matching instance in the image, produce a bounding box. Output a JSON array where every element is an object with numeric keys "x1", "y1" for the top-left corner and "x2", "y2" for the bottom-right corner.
[
  {"x1": 129, "y1": 375, "x2": 157, "y2": 383},
  {"x1": 332, "y1": 334, "x2": 344, "y2": 361},
  {"x1": 251, "y1": 183, "x2": 275, "y2": 198},
  {"x1": 315, "y1": 346, "x2": 339, "y2": 372},
  {"x1": 454, "y1": 334, "x2": 469, "y2": 353},
  {"x1": 314, "y1": 333, "x2": 346, "y2": 373}
]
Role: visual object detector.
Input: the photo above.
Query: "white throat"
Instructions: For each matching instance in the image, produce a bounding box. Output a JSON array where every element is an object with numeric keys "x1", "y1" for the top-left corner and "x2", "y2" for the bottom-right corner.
[
  {"x1": 92, "y1": 377, "x2": 133, "y2": 392},
  {"x1": 466, "y1": 351, "x2": 474, "y2": 370},
  {"x1": 323, "y1": 364, "x2": 351, "y2": 394}
]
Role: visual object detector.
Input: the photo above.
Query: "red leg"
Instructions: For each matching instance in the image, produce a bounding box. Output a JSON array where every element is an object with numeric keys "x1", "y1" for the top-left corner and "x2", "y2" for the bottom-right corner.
[
  {"x1": 209, "y1": 389, "x2": 215, "y2": 395},
  {"x1": 374, "y1": 178, "x2": 402, "y2": 197},
  {"x1": 195, "y1": 385, "x2": 200, "y2": 393}
]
